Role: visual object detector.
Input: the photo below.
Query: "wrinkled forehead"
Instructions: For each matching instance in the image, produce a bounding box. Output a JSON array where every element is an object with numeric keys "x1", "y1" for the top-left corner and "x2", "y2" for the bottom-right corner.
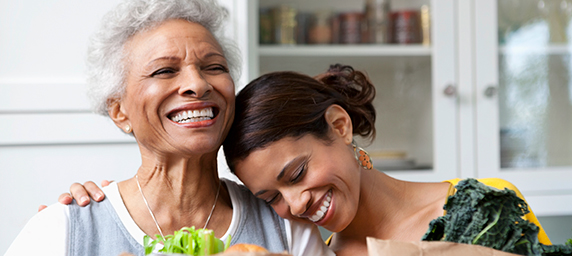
[{"x1": 124, "y1": 19, "x2": 224, "y2": 63}]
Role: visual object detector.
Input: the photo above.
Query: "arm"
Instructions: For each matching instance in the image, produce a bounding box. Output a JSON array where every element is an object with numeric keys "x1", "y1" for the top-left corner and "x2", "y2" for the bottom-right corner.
[{"x1": 6, "y1": 203, "x2": 69, "y2": 255}]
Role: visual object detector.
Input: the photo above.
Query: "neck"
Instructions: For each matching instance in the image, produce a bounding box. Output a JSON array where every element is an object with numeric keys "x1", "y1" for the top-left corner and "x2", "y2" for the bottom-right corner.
[
  {"x1": 118, "y1": 150, "x2": 232, "y2": 238},
  {"x1": 332, "y1": 170, "x2": 410, "y2": 249},
  {"x1": 331, "y1": 170, "x2": 450, "y2": 254}
]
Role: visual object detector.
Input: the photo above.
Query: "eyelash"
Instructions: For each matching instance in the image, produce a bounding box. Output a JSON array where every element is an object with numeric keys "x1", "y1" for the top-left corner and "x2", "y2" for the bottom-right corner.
[
  {"x1": 266, "y1": 194, "x2": 280, "y2": 205},
  {"x1": 291, "y1": 162, "x2": 307, "y2": 183},
  {"x1": 151, "y1": 64, "x2": 227, "y2": 77},
  {"x1": 207, "y1": 64, "x2": 229, "y2": 73},
  {"x1": 151, "y1": 68, "x2": 176, "y2": 77}
]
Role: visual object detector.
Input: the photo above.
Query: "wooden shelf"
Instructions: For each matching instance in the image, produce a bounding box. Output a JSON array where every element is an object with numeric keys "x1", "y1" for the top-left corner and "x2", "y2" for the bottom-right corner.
[{"x1": 258, "y1": 45, "x2": 433, "y2": 57}]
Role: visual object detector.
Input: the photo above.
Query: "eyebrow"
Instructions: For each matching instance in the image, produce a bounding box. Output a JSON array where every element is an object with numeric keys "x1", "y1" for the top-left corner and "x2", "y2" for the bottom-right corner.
[
  {"x1": 252, "y1": 156, "x2": 304, "y2": 197},
  {"x1": 146, "y1": 56, "x2": 181, "y2": 68},
  {"x1": 203, "y1": 51, "x2": 226, "y2": 60},
  {"x1": 145, "y1": 52, "x2": 226, "y2": 67},
  {"x1": 253, "y1": 190, "x2": 267, "y2": 197},
  {"x1": 277, "y1": 156, "x2": 303, "y2": 181}
]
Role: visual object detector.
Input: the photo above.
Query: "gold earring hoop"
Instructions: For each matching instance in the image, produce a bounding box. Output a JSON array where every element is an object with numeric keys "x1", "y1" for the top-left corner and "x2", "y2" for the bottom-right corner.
[
  {"x1": 352, "y1": 140, "x2": 373, "y2": 170},
  {"x1": 124, "y1": 125, "x2": 132, "y2": 134}
]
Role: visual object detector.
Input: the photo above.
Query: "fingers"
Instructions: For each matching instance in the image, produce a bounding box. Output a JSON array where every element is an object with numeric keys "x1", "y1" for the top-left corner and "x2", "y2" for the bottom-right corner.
[
  {"x1": 101, "y1": 180, "x2": 112, "y2": 187},
  {"x1": 38, "y1": 205, "x2": 47, "y2": 212},
  {"x1": 84, "y1": 181, "x2": 105, "y2": 202},
  {"x1": 59, "y1": 181, "x2": 106, "y2": 207},
  {"x1": 69, "y1": 182, "x2": 92, "y2": 206},
  {"x1": 58, "y1": 192, "x2": 73, "y2": 205}
]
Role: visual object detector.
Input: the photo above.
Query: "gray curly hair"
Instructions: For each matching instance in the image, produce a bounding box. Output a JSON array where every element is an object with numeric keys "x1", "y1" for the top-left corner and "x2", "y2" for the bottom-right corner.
[{"x1": 86, "y1": 0, "x2": 241, "y2": 116}]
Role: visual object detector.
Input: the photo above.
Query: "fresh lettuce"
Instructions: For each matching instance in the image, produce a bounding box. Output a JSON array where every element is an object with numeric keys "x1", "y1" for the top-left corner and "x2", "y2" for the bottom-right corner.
[{"x1": 144, "y1": 226, "x2": 231, "y2": 255}]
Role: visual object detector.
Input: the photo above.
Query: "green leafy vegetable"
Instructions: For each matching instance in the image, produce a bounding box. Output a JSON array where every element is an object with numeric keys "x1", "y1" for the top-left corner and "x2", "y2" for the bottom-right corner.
[
  {"x1": 144, "y1": 226, "x2": 231, "y2": 255},
  {"x1": 421, "y1": 178, "x2": 572, "y2": 256}
]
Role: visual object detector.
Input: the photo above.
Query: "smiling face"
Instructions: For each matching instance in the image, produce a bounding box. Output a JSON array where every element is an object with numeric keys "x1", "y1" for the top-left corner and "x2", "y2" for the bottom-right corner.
[
  {"x1": 110, "y1": 19, "x2": 235, "y2": 157},
  {"x1": 234, "y1": 106, "x2": 363, "y2": 232}
]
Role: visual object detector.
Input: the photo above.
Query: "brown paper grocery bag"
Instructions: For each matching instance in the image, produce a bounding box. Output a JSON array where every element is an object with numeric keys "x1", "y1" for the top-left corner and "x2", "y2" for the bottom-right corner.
[{"x1": 366, "y1": 237, "x2": 521, "y2": 256}]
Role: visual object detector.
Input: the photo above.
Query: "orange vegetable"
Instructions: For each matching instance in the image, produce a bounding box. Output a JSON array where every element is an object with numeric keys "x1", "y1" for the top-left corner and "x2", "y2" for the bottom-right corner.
[{"x1": 225, "y1": 243, "x2": 269, "y2": 252}]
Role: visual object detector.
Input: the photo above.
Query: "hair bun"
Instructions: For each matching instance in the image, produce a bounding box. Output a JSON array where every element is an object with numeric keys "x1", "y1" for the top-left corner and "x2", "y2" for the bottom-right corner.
[{"x1": 315, "y1": 64, "x2": 376, "y2": 141}]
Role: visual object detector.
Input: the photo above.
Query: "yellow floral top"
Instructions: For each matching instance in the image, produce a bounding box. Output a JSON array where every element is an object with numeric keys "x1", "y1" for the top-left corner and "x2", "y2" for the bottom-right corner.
[{"x1": 325, "y1": 178, "x2": 552, "y2": 245}]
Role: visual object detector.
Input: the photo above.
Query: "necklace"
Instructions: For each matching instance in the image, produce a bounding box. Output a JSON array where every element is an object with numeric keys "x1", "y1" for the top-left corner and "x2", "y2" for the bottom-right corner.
[{"x1": 135, "y1": 174, "x2": 221, "y2": 240}]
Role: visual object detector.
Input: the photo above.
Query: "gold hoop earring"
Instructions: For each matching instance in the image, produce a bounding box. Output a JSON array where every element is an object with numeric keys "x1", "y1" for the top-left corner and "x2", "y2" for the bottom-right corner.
[
  {"x1": 124, "y1": 125, "x2": 132, "y2": 134},
  {"x1": 352, "y1": 140, "x2": 372, "y2": 170}
]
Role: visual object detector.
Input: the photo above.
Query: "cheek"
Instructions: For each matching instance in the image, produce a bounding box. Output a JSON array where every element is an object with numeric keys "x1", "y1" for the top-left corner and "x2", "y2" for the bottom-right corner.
[
  {"x1": 221, "y1": 82, "x2": 235, "y2": 106},
  {"x1": 124, "y1": 81, "x2": 161, "y2": 112},
  {"x1": 142, "y1": 83, "x2": 163, "y2": 98},
  {"x1": 308, "y1": 162, "x2": 339, "y2": 183},
  {"x1": 209, "y1": 75, "x2": 235, "y2": 99},
  {"x1": 272, "y1": 203, "x2": 293, "y2": 220},
  {"x1": 211, "y1": 76, "x2": 235, "y2": 130}
]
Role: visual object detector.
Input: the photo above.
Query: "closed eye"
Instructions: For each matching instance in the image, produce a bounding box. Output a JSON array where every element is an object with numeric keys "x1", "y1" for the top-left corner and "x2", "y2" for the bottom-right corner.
[
  {"x1": 205, "y1": 64, "x2": 229, "y2": 74},
  {"x1": 291, "y1": 160, "x2": 308, "y2": 183},
  {"x1": 265, "y1": 193, "x2": 281, "y2": 205},
  {"x1": 151, "y1": 68, "x2": 177, "y2": 77}
]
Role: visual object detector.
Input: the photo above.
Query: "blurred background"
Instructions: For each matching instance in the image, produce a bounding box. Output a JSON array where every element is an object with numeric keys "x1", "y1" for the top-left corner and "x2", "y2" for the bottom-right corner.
[{"x1": 1, "y1": 0, "x2": 572, "y2": 254}]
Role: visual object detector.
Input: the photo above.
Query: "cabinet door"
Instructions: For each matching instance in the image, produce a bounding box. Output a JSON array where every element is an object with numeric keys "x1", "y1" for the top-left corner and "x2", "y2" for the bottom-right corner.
[
  {"x1": 475, "y1": 0, "x2": 572, "y2": 215},
  {"x1": 246, "y1": 0, "x2": 458, "y2": 182}
]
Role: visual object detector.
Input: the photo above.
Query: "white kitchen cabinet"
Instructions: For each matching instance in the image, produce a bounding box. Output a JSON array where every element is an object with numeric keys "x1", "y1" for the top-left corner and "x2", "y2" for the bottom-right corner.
[
  {"x1": 239, "y1": 0, "x2": 459, "y2": 183},
  {"x1": 472, "y1": 0, "x2": 572, "y2": 216},
  {"x1": 237, "y1": 0, "x2": 572, "y2": 216}
]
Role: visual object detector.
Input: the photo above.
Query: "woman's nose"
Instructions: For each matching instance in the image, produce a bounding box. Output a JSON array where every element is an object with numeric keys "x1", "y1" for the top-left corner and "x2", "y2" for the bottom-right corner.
[
  {"x1": 284, "y1": 190, "x2": 311, "y2": 217},
  {"x1": 178, "y1": 67, "x2": 212, "y2": 98}
]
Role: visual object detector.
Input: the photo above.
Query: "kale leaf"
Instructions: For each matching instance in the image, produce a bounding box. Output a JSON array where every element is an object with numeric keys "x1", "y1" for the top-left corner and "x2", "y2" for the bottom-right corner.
[{"x1": 421, "y1": 178, "x2": 572, "y2": 256}]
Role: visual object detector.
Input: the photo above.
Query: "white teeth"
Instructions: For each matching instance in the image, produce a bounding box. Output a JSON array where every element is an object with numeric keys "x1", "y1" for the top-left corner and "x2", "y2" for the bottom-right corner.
[
  {"x1": 309, "y1": 191, "x2": 332, "y2": 223},
  {"x1": 170, "y1": 107, "x2": 214, "y2": 123}
]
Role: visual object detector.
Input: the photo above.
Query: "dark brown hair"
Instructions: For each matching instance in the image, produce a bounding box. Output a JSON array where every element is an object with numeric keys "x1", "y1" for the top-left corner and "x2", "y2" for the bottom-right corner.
[{"x1": 223, "y1": 64, "x2": 376, "y2": 171}]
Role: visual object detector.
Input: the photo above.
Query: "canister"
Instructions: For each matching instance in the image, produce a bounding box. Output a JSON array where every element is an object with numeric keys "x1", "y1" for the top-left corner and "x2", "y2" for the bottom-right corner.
[
  {"x1": 365, "y1": 0, "x2": 391, "y2": 44},
  {"x1": 420, "y1": 5, "x2": 431, "y2": 45},
  {"x1": 273, "y1": 6, "x2": 297, "y2": 45},
  {"x1": 339, "y1": 12, "x2": 364, "y2": 44},
  {"x1": 391, "y1": 10, "x2": 421, "y2": 44},
  {"x1": 259, "y1": 8, "x2": 274, "y2": 44},
  {"x1": 296, "y1": 12, "x2": 313, "y2": 44},
  {"x1": 309, "y1": 10, "x2": 333, "y2": 44}
]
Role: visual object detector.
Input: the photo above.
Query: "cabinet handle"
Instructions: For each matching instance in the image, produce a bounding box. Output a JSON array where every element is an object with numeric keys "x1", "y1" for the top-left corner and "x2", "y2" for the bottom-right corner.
[
  {"x1": 443, "y1": 84, "x2": 457, "y2": 97},
  {"x1": 484, "y1": 86, "x2": 497, "y2": 98}
]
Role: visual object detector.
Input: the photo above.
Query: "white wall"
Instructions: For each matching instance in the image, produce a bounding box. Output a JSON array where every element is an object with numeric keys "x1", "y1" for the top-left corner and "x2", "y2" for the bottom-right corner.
[{"x1": 0, "y1": 1, "x2": 243, "y2": 254}]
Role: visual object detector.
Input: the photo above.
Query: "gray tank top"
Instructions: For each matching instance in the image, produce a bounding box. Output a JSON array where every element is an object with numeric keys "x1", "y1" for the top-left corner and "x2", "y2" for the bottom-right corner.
[{"x1": 68, "y1": 180, "x2": 288, "y2": 256}]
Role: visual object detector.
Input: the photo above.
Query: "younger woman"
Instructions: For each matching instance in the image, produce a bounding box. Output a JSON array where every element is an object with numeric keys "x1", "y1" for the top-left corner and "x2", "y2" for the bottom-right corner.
[{"x1": 221, "y1": 64, "x2": 550, "y2": 255}]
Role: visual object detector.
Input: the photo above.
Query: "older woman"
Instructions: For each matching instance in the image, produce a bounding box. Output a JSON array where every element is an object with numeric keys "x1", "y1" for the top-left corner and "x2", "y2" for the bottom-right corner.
[{"x1": 4, "y1": 0, "x2": 332, "y2": 255}]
